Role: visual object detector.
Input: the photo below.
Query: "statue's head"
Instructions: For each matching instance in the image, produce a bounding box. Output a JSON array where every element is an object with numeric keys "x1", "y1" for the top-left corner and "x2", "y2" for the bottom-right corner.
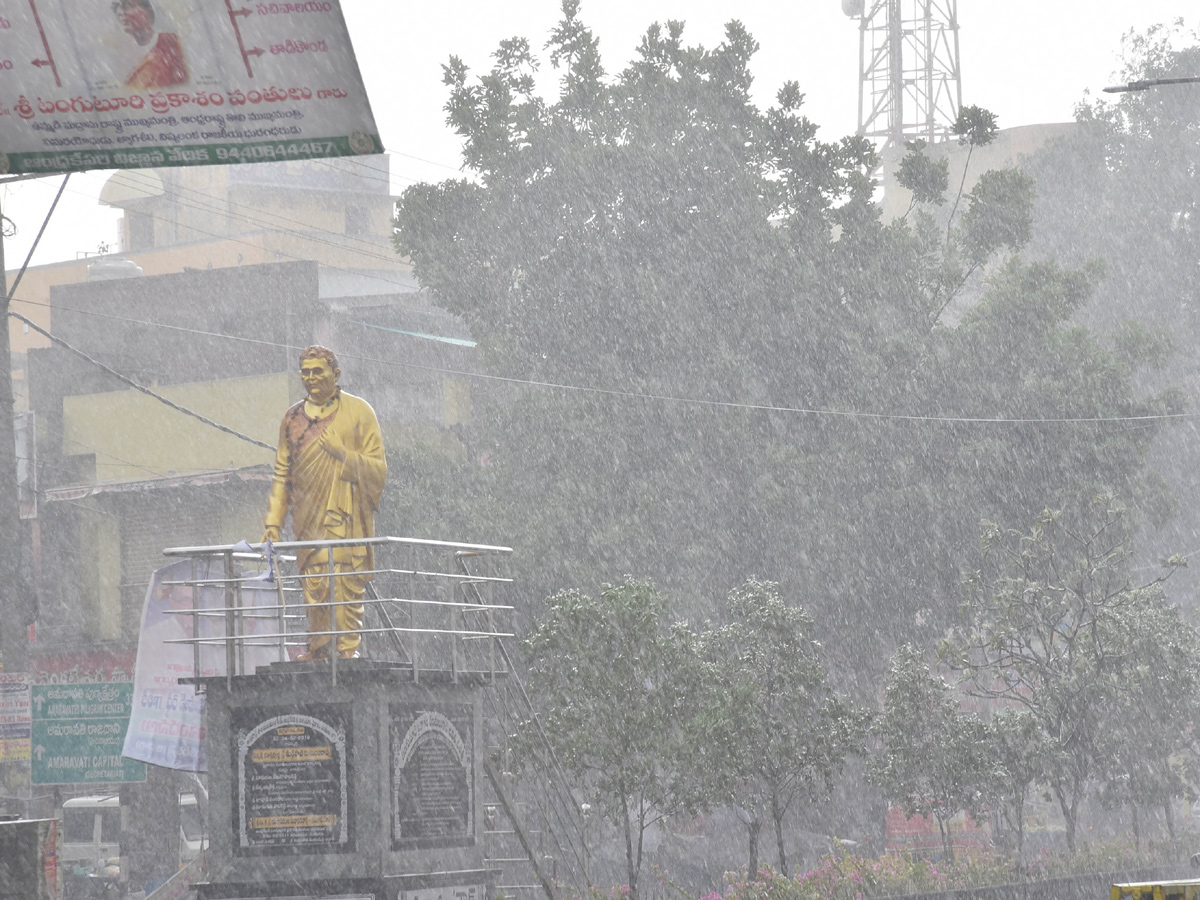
[{"x1": 299, "y1": 345, "x2": 340, "y2": 405}]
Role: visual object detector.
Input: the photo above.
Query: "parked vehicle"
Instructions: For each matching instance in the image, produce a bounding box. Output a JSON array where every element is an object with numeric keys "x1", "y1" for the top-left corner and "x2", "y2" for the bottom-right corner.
[
  {"x1": 59, "y1": 792, "x2": 206, "y2": 874},
  {"x1": 60, "y1": 795, "x2": 120, "y2": 871}
]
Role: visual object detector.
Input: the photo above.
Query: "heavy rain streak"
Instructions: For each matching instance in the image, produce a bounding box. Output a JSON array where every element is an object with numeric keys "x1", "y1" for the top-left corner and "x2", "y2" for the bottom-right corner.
[{"x1": 1, "y1": 3, "x2": 1200, "y2": 900}]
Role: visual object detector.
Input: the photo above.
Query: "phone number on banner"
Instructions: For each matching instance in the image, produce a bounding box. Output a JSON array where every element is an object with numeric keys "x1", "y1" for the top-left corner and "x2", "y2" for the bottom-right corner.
[{"x1": 2, "y1": 134, "x2": 379, "y2": 174}]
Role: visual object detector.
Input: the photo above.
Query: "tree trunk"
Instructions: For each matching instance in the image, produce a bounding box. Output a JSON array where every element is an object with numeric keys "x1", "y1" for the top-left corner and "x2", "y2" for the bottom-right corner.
[
  {"x1": 1053, "y1": 782, "x2": 1078, "y2": 855},
  {"x1": 773, "y1": 812, "x2": 789, "y2": 877},
  {"x1": 1015, "y1": 795, "x2": 1025, "y2": 864},
  {"x1": 1165, "y1": 799, "x2": 1176, "y2": 841},
  {"x1": 935, "y1": 814, "x2": 954, "y2": 863},
  {"x1": 747, "y1": 817, "x2": 762, "y2": 881},
  {"x1": 620, "y1": 788, "x2": 640, "y2": 900},
  {"x1": 1132, "y1": 804, "x2": 1140, "y2": 852}
]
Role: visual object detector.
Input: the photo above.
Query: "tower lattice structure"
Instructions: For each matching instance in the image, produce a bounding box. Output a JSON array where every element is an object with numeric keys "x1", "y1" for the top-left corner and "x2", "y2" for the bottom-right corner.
[{"x1": 846, "y1": 0, "x2": 962, "y2": 152}]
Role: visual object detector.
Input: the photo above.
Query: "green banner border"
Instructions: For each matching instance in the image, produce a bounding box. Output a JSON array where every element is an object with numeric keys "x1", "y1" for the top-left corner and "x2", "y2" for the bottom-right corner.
[{"x1": 1, "y1": 133, "x2": 383, "y2": 176}]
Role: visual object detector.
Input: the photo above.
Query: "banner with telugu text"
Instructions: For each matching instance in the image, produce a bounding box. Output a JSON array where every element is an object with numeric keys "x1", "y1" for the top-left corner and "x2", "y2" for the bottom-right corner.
[
  {"x1": 123, "y1": 558, "x2": 276, "y2": 771},
  {"x1": 0, "y1": 0, "x2": 379, "y2": 174}
]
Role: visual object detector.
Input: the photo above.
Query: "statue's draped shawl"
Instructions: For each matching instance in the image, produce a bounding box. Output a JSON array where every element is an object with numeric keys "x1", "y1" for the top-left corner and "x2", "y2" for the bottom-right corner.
[{"x1": 265, "y1": 391, "x2": 387, "y2": 573}]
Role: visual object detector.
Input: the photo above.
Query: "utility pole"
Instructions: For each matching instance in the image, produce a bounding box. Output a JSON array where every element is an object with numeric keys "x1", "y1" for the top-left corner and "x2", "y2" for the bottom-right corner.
[
  {"x1": 0, "y1": 193, "x2": 29, "y2": 674},
  {"x1": 0, "y1": 175, "x2": 59, "y2": 674}
]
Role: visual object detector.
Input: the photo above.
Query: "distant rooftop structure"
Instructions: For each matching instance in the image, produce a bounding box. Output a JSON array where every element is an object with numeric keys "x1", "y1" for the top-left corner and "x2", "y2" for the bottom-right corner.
[
  {"x1": 98, "y1": 155, "x2": 394, "y2": 254},
  {"x1": 843, "y1": 0, "x2": 963, "y2": 152}
]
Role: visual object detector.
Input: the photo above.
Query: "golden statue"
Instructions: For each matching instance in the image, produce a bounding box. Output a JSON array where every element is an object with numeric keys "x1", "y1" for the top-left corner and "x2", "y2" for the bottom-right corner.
[{"x1": 261, "y1": 346, "x2": 387, "y2": 660}]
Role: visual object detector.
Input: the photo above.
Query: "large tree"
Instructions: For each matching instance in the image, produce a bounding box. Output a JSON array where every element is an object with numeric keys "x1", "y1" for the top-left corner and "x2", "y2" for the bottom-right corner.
[
  {"x1": 393, "y1": 2, "x2": 1176, "y2": 675},
  {"x1": 1021, "y1": 22, "x2": 1198, "y2": 593},
  {"x1": 1095, "y1": 592, "x2": 1200, "y2": 843}
]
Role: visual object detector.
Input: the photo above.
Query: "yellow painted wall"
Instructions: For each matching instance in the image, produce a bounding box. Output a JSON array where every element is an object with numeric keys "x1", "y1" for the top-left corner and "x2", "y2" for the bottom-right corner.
[
  {"x1": 76, "y1": 501, "x2": 122, "y2": 641},
  {"x1": 62, "y1": 371, "x2": 288, "y2": 483}
]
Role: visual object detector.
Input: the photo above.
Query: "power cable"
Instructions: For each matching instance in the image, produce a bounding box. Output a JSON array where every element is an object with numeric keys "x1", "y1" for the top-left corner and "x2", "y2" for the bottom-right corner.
[
  {"x1": 7, "y1": 310, "x2": 275, "y2": 452},
  {"x1": 9, "y1": 296, "x2": 1193, "y2": 427},
  {"x1": 5, "y1": 166, "x2": 1193, "y2": 428}
]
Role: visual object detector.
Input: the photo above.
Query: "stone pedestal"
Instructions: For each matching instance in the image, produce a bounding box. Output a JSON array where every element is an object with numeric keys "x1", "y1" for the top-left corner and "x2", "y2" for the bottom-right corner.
[{"x1": 192, "y1": 661, "x2": 498, "y2": 900}]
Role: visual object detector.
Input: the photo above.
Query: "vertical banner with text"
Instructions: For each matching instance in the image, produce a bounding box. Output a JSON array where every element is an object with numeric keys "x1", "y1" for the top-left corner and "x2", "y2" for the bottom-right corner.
[
  {"x1": 0, "y1": 672, "x2": 31, "y2": 760},
  {"x1": 124, "y1": 558, "x2": 277, "y2": 772}
]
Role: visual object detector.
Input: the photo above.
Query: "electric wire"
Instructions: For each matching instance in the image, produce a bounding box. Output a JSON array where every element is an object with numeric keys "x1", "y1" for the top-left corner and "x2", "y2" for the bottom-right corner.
[
  {"x1": 8, "y1": 310, "x2": 276, "y2": 451},
  {"x1": 4, "y1": 167, "x2": 1195, "y2": 427},
  {"x1": 10, "y1": 295, "x2": 1193, "y2": 427}
]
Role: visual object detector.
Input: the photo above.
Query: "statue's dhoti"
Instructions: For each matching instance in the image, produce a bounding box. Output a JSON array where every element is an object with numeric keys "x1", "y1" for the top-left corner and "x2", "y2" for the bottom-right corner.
[{"x1": 300, "y1": 560, "x2": 365, "y2": 656}]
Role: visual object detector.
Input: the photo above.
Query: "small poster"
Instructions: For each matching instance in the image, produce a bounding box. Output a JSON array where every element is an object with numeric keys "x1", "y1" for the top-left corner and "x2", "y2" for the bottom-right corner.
[
  {"x1": 233, "y1": 704, "x2": 352, "y2": 854},
  {"x1": 0, "y1": 672, "x2": 31, "y2": 761},
  {"x1": 390, "y1": 704, "x2": 473, "y2": 849}
]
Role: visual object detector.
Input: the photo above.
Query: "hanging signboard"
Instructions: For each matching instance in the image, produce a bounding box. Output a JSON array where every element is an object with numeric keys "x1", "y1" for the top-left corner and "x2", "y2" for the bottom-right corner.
[
  {"x1": 123, "y1": 558, "x2": 279, "y2": 772},
  {"x1": 0, "y1": 0, "x2": 379, "y2": 174},
  {"x1": 30, "y1": 681, "x2": 146, "y2": 784}
]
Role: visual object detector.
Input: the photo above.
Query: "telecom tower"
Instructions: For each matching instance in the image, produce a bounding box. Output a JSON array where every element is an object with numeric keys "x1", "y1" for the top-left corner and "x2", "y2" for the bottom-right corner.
[{"x1": 842, "y1": 0, "x2": 962, "y2": 152}]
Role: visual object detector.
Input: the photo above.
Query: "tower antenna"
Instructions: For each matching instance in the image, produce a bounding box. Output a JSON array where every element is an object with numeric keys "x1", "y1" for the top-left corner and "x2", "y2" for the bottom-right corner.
[{"x1": 843, "y1": 0, "x2": 962, "y2": 152}]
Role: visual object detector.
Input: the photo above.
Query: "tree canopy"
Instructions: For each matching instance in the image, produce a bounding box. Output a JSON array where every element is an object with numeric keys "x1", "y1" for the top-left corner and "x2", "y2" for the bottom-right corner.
[{"x1": 392, "y1": 2, "x2": 1177, "y2": 676}]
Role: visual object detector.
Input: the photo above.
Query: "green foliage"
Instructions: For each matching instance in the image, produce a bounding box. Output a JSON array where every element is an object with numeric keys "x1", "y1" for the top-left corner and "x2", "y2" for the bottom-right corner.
[
  {"x1": 521, "y1": 577, "x2": 701, "y2": 900},
  {"x1": 945, "y1": 498, "x2": 1191, "y2": 853},
  {"x1": 688, "y1": 839, "x2": 1198, "y2": 900},
  {"x1": 958, "y1": 168, "x2": 1034, "y2": 264},
  {"x1": 1022, "y1": 23, "x2": 1200, "y2": 597},
  {"x1": 394, "y1": 4, "x2": 1176, "y2": 678},
  {"x1": 952, "y1": 105, "x2": 999, "y2": 147},
  {"x1": 699, "y1": 579, "x2": 868, "y2": 877},
  {"x1": 896, "y1": 140, "x2": 949, "y2": 207},
  {"x1": 1095, "y1": 590, "x2": 1200, "y2": 840},
  {"x1": 867, "y1": 645, "x2": 989, "y2": 861},
  {"x1": 980, "y1": 707, "x2": 1047, "y2": 858}
]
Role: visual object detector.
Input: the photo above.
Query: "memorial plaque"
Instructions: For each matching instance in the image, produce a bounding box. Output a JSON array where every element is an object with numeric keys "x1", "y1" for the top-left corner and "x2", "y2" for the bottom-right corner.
[
  {"x1": 233, "y1": 705, "x2": 352, "y2": 855},
  {"x1": 390, "y1": 704, "x2": 473, "y2": 849}
]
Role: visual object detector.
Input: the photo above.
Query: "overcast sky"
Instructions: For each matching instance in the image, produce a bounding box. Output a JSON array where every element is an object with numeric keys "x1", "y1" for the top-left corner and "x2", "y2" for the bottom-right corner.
[{"x1": 2, "y1": 1, "x2": 1194, "y2": 269}]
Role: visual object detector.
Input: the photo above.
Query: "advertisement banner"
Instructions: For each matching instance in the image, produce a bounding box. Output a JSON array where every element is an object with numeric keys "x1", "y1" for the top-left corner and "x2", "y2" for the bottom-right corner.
[
  {"x1": 0, "y1": 671, "x2": 31, "y2": 760},
  {"x1": 123, "y1": 558, "x2": 277, "y2": 771},
  {"x1": 0, "y1": 0, "x2": 379, "y2": 174}
]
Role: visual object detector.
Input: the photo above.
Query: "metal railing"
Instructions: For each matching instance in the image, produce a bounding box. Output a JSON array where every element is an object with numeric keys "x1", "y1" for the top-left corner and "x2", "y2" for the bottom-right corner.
[{"x1": 160, "y1": 535, "x2": 514, "y2": 687}]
